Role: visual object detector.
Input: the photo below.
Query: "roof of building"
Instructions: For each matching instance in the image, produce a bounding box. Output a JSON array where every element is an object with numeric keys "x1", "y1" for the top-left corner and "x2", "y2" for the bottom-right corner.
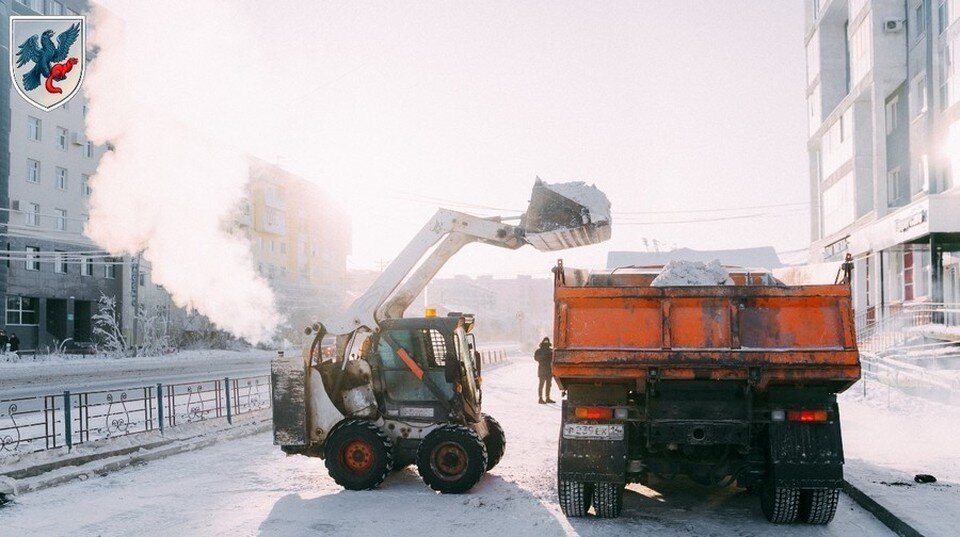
[{"x1": 606, "y1": 247, "x2": 784, "y2": 270}]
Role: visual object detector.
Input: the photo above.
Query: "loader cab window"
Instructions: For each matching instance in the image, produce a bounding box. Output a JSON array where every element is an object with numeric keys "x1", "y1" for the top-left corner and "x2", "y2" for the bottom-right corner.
[{"x1": 375, "y1": 329, "x2": 455, "y2": 402}]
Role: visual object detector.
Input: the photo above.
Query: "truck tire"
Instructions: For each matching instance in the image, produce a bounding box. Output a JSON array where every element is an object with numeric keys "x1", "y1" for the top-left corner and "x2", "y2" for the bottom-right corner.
[
  {"x1": 593, "y1": 482, "x2": 624, "y2": 518},
  {"x1": 417, "y1": 424, "x2": 488, "y2": 494},
  {"x1": 482, "y1": 414, "x2": 506, "y2": 471},
  {"x1": 799, "y1": 488, "x2": 840, "y2": 524},
  {"x1": 760, "y1": 482, "x2": 801, "y2": 524},
  {"x1": 324, "y1": 419, "x2": 394, "y2": 490},
  {"x1": 558, "y1": 479, "x2": 593, "y2": 517}
]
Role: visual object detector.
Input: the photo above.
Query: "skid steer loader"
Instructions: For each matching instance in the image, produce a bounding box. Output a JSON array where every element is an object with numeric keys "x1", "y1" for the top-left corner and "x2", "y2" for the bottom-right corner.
[{"x1": 271, "y1": 179, "x2": 611, "y2": 493}]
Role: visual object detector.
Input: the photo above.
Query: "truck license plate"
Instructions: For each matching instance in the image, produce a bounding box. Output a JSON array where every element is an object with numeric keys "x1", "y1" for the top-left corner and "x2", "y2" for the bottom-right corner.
[{"x1": 562, "y1": 423, "x2": 624, "y2": 441}]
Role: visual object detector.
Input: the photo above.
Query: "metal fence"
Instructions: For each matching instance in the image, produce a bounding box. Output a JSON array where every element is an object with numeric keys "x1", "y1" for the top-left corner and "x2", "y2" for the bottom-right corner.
[
  {"x1": 856, "y1": 302, "x2": 960, "y2": 354},
  {"x1": 0, "y1": 375, "x2": 270, "y2": 455},
  {"x1": 478, "y1": 349, "x2": 508, "y2": 366}
]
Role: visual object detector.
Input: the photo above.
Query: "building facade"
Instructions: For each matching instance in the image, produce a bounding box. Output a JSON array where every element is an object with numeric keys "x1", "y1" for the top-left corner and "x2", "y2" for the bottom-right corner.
[
  {"x1": 238, "y1": 160, "x2": 351, "y2": 344},
  {"x1": 2, "y1": 0, "x2": 121, "y2": 351},
  {"x1": 806, "y1": 0, "x2": 960, "y2": 316}
]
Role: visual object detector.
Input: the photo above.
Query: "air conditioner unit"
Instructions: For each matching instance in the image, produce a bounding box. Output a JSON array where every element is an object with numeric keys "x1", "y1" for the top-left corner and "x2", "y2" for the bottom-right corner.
[
  {"x1": 71, "y1": 132, "x2": 84, "y2": 145},
  {"x1": 9, "y1": 200, "x2": 19, "y2": 211},
  {"x1": 884, "y1": 18, "x2": 905, "y2": 32}
]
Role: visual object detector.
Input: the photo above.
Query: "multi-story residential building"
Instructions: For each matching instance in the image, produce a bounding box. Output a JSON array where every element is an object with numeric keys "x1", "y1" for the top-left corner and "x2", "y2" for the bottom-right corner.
[
  {"x1": 1, "y1": 0, "x2": 120, "y2": 351},
  {"x1": 239, "y1": 160, "x2": 351, "y2": 343},
  {"x1": 806, "y1": 0, "x2": 960, "y2": 316}
]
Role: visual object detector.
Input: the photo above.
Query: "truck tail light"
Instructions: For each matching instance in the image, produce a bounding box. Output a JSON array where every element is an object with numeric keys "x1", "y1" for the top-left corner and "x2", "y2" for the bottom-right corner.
[
  {"x1": 786, "y1": 409, "x2": 828, "y2": 422},
  {"x1": 574, "y1": 406, "x2": 613, "y2": 420}
]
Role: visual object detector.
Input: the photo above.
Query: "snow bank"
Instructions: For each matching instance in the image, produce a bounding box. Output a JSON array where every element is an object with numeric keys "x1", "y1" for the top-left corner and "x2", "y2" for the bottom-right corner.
[{"x1": 651, "y1": 259, "x2": 732, "y2": 287}]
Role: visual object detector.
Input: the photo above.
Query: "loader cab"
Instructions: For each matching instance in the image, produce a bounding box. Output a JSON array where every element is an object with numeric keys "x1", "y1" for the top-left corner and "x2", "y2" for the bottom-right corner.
[{"x1": 367, "y1": 316, "x2": 481, "y2": 423}]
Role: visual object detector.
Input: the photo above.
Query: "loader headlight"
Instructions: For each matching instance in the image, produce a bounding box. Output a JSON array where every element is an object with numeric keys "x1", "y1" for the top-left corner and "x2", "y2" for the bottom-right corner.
[
  {"x1": 614, "y1": 407, "x2": 629, "y2": 420},
  {"x1": 771, "y1": 409, "x2": 786, "y2": 421}
]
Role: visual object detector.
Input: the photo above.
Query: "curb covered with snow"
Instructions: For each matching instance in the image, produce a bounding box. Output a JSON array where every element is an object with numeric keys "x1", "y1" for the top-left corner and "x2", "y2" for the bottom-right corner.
[{"x1": 1, "y1": 412, "x2": 270, "y2": 501}]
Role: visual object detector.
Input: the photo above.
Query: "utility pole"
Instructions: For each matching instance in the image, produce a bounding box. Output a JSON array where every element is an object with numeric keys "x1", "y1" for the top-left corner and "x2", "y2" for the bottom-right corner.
[{"x1": 130, "y1": 252, "x2": 141, "y2": 350}]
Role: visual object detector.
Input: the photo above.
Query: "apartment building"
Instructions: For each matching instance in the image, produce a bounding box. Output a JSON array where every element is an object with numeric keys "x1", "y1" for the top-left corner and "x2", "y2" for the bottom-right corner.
[
  {"x1": 806, "y1": 0, "x2": 960, "y2": 315},
  {"x1": 1, "y1": 0, "x2": 121, "y2": 350},
  {"x1": 240, "y1": 160, "x2": 351, "y2": 343}
]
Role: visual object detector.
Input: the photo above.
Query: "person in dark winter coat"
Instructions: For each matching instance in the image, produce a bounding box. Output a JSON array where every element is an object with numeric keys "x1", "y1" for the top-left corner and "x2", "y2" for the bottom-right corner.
[
  {"x1": 8, "y1": 333, "x2": 20, "y2": 353},
  {"x1": 534, "y1": 337, "x2": 555, "y2": 404},
  {"x1": 0, "y1": 330, "x2": 7, "y2": 353}
]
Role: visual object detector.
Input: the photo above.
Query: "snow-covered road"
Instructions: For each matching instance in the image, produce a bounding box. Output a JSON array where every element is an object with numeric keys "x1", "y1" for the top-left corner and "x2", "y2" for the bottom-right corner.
[{"x1": 0, "y1": 359, "x2": 892, "y2": 536}]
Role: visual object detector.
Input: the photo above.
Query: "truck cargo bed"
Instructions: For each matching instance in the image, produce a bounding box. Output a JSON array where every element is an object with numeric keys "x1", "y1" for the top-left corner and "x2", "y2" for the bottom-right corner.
[{"x1": 551, "y1": 264, "x2": 861, "y2": 392}]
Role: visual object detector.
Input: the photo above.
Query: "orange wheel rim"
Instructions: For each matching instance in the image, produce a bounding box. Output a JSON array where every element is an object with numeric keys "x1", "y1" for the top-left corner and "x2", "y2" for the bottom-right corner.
[
  {"x1": 341, "y1": 439, "x2": 375, "y2": 474},
  {"x1": 432, "y1": 442, "x2": 468, "y2": 479}
]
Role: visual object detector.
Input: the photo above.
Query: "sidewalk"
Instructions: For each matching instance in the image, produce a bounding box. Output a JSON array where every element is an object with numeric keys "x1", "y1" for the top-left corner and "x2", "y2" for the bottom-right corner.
[{"x1": 840, "y1": 385, "x2": 960, "y2": 537}]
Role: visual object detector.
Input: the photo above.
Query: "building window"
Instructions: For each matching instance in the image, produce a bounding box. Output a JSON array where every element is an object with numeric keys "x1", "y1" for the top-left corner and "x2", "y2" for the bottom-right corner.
[
  {"x1": 54, "y1": 251, "x2": 67, "y2": 274},
  {"x1": 940, "y1": 0, "x2": 951, "y2": 34},
  {"x1": 913, "y1": 74, "x2": 929, "y2": 116},
  {"x1": 885, "y1": 96, "x2": 900, "y2": 134},
  {"x1": 916, "y1": 1, "x2": 927, "y2": 40},
  {"x1": 6, "y1": 296, "x2": 39, "y2": 326},
  {"x1": 81, "y1": 174, "x2": 92, "y2": 197},
  {"x1": 887, "y1": 167, "x2": 905, "y2": 205},
  {"x1": 56, "y1": 127, "x2": 68, "y2": 150},
  {"x1": 104, "y1": 259, "x2": 116, "y2": 279},
  {"x1": 56, "y1": 167, "x2": 68, "y2": 190},
  {"x1": 280, "y1": 242, "x2": 286, "y2": 254},
  {"x1": 839, "y1": 113, "x2": 847, "y2": 142},
  {"x1": 27, "y1": 116, "x2": 41, "y2": 141},
  {"x1": 915, "y1": 155, "x2": 930, "y2": 193},
  {"x1": 25, "y1": 246, "x2": 40, "y2": 271},
  {"x1": 27, "y1": 159, "x2": 40, "y2": 183},
  {"x1": 81, "y1": 256, "x2": 93, "y2": 277},
  {"x1": 26, "y1": 203, "x2": 40, "y2": 227},
  {"x1": 55, "y1": 208, "x2": 67, "y2": 231},
  {"x1": 139, "y1": 273, "x2": 146, "y2": 286},
  {"x1": 85, "y1": 141, "x2": 93, "y2": 158}
]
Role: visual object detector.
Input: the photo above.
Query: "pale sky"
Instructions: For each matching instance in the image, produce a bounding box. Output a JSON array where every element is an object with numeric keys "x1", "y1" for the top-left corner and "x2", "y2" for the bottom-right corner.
[{"x1": 95, "y1": 1, "x2": 809, "y2": 277}]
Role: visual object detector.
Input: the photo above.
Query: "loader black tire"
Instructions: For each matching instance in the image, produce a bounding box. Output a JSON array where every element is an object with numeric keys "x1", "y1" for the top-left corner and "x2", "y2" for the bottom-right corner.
[
  {"x1": 417, "y1": 424, "x2": 488, "y2": 494},
  {"x1": 593, "y1": 482, "x2": 624, "y2": 518},
  {"x1": 798, "y1": 488, "x2": 840, "y2": 525},
  {"x1": 558, "y1": 479, "x2": 593, "y2": 517},
  {"x1": 324, "y1": 419, "x2": 394, "y2": 490},
  {"x1": 482, "y1": 414, "x2": 506, "y2": 471},
  {"x1": 760, "y1": 481, "x2": 801, "y2": 524}
]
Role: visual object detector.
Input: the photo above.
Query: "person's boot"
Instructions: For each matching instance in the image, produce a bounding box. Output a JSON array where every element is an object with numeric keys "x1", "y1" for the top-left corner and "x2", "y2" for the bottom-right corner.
[
  {"x1": 545, "y1": 394, "x2": 556, "y2": 403},
  {"x1": 538, "y1": 397, "x2": 546, "y2": 404}
]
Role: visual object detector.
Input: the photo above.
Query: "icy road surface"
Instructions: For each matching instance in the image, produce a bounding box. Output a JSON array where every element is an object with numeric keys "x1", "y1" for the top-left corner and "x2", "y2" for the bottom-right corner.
[{"x1": 0, "y1": 359, "x2": 892, "y2": 536}]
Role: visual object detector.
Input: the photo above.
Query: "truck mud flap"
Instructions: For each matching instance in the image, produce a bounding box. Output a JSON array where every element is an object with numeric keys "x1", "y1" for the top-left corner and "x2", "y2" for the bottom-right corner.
[
  {"x1": 271, "y1": 352, "x2": 307, "y2": 447},
  {"x1": 557, "y1": 425, "x2": 627, "y2": 484},
  {"x1": 768, "y1": 420, "x2": 843, "y2": 488}
]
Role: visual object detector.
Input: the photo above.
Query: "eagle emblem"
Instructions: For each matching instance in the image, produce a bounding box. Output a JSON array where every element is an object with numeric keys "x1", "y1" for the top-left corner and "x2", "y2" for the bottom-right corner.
[{"x1": 9, "y1": 16, "x2": 86, "y2": 112}]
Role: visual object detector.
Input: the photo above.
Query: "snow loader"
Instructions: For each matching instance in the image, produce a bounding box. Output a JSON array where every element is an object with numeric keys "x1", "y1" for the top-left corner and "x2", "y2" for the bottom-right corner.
[
  {"x1": 551, "y1": 258, "x2": 861, "y2": 524},
  {"x1": 271, "y1": 179, "x2": 611, "y2": 493}
]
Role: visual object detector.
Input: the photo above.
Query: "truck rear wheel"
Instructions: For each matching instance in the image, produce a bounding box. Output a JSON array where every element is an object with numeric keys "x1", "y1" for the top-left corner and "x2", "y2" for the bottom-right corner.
[
  {"x1": 799, "y1": 488, "x2": 840, "y2": 524},
  {"x1": 593, "y1": 482, "x2": 624, "y2": 518},
  {"x1": 417, "y1": 424, "x2": 488, "y2": 494},
  {"x1": 760, "y1": 482, "x2": 801, "y2": 524},
  {"x1": 482, "y1": 414, "x2": 506, "y2": 471},
  {"x1": 558, "y1": 479, "x2": 593, "y2": 517},
  {"x1": 324, "y1": 419, "x2": 394, "y2": 490}
]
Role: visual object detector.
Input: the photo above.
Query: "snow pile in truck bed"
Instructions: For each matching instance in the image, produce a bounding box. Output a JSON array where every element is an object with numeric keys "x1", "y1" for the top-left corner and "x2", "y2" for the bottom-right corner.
[
  {"x1": 544, "y1": 181, "x2": 611, "y2": 223},
  {"x1": 651, "y1": 259, "x2": 732, "y2": 287}
]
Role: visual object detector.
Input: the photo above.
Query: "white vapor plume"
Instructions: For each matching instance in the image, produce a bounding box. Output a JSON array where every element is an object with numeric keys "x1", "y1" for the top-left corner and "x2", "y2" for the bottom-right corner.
[{"x1": 83, "y1": 4, "x2": 281, "y2": 342}]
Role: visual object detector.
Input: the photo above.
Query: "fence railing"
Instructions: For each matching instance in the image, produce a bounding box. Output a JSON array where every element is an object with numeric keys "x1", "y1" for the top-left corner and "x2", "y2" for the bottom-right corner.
[
  {"x1": 856, "y1": 302, "x2": 960, "y2": 354},
  {"x1": 478, "y1": 349, "x2": 508, "y2": 366},
  {"x1": 859, "y1": 351, "x2": 960, "y2": 404},
  {"x1": 0, "y1": 375, "x2": 270, "y2": 455}
]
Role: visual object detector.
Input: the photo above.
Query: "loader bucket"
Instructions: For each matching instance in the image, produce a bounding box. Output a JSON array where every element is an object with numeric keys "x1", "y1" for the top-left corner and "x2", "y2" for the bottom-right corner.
[{"x1": 521, "y1": 179, "x2": 612, "y2": 251}]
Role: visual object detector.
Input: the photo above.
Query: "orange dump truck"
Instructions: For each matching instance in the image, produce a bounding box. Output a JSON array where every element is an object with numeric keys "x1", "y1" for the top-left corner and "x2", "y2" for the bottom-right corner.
[{"x1": 551, "y1": 261, "x2": 860, "y2": 525}]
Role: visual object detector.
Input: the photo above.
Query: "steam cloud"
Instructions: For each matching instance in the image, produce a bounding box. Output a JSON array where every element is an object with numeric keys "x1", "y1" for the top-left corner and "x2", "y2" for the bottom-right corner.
[{"x1": 83, "y1": 5, "x2": 280, "y2": 342}]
